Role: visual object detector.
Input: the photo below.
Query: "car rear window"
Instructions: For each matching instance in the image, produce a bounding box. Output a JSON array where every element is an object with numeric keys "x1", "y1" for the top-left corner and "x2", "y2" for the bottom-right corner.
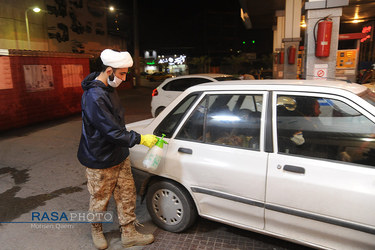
[
  {"x1": 214, "y1": 76, "x2": 240, "y2": 81},
  {"x1": 163, "y1": 78, "x2": 213, "y2": 91},
  {"x1": 277, "y1": 94, "x2": 375, "y2": 167}
]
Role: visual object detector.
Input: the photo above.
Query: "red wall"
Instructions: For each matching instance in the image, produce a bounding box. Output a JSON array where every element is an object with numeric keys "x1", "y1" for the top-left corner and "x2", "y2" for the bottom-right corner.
[{"x1": 0, "y1": 55, "x2": 90, "y2": 131}]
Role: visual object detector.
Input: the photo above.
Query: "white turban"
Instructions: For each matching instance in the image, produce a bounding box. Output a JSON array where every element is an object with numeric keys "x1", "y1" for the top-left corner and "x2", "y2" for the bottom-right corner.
[{"x1": 100, "y1": 49, "x2": 133, "y2": 68}]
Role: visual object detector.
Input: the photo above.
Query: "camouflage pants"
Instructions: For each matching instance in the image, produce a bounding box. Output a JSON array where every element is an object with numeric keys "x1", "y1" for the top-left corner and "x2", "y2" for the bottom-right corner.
[{"x1": 86, "y1": 157, "x2": 136, "y2": 226}]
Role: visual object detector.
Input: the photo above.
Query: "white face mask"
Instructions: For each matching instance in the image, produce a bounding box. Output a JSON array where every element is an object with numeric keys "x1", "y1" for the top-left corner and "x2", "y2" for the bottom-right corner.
[
  {"x1": 107, "y1": 74, "x2": 123, "y2": 88},
  {"x1": 290, "y1": 131, "x2": 305, "y2": 145}
]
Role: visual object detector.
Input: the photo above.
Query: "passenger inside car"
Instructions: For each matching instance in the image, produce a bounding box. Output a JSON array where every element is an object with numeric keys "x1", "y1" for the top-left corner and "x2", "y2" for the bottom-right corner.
[
  {"x1": 177, "y1": 94, "x2": 262, "y2": 150},
  {"x1": 278, "y1": 97, "x2": 328, "y2": 154},
  {"x1": 206, "y1": 95, "x2": 233, "y2": 142},
  {"x1": 207, "y1": 106, "x2": 260, "y2": 149},
  {"x1": 277, "y1": 96, "x2": 353, "y2": 162}
]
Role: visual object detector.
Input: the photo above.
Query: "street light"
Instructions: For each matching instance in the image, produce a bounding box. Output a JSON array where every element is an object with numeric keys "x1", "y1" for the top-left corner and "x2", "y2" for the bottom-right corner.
[{"x1": 25, "y1": 6, "x2": 42, "y2": 50}]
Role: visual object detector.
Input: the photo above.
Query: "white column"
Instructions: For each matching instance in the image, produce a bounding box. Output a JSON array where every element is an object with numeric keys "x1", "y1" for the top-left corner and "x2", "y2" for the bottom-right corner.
[
  {"x1": 273, "y1": 11, "x2": 285, "y2": 79},
  {"x1": 283, "y1": 0, "x2": 302, "y2": 79}
]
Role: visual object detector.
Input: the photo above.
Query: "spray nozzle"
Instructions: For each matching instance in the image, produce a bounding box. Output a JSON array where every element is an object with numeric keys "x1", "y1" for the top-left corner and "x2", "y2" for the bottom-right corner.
[{"x1": 155, "y1": 133, "x2": 168, "y2": 148}]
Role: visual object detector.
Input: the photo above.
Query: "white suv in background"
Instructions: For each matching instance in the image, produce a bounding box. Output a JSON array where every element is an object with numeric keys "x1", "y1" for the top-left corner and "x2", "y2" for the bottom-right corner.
[{"x1": 150, "y1": 73, "x2": 239, "y2": 117}]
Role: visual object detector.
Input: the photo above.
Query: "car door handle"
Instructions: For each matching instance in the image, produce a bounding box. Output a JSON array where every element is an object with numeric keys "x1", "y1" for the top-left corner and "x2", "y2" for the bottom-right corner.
[
  {"x1": 283, "y1": 165, "x2": 305, "y2": 174},
  {"x1": 178, "y1": 147, "x2": 192, "y2": 154}
]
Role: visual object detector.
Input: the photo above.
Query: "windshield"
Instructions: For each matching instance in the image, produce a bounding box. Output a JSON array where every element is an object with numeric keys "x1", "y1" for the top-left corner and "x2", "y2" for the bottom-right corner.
[
  {"x1": 359, "y1": 88, "x2": 375, "y2": 107},
  {"x1": 214, "y1": 76, "x2": 240, "y2": 81}
]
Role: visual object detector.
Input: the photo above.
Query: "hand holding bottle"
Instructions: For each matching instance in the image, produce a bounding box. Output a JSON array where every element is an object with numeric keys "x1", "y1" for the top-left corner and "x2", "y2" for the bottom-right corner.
[
  {"x1": 143, "y1": 134, "x2": 168, "y2": 170},
  {"x1": 140, "y1": 134, "x2": 158, "y2": 148}
]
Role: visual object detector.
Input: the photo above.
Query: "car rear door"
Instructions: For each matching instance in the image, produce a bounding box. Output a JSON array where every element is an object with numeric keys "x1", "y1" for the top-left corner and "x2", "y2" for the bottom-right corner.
[
  {"x1": 160, "y1": 91, "x2": 269, "y2": 230},
  {"x1": 265, "y1": 91, "x2": 375, "y2": 249}
]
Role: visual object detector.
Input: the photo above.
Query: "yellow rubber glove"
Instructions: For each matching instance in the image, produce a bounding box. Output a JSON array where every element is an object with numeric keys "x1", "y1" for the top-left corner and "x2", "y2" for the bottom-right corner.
[{"x1": 140, "y1": 134, "x2": 158, "y2": 148}]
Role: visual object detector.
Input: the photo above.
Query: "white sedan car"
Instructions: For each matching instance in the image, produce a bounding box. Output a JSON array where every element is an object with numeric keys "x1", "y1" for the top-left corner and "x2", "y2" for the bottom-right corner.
[
  {"x1": 129, "y1": 80, "x2": 375, "y2": 250},
  {"x1": 150, "y1": 73, "x2": 239, "y2": 117}
]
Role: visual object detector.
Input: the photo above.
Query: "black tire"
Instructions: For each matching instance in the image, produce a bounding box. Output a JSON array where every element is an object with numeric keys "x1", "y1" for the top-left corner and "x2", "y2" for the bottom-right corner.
[
  {"x1": 155, "y1": 107, "x2": 165, "y2": 117},
  {"x1": 146, "y1": 179, "x2": 197, "y2": 233}
]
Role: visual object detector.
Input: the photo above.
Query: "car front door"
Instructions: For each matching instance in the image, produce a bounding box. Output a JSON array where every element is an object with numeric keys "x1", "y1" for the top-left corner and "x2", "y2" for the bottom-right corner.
[
  {"x1": 266, "y1": 91, "x2": 375, "y2": 249},
  {"x1": 161, "y1": 91, "x2": 269, "y2": 230}
]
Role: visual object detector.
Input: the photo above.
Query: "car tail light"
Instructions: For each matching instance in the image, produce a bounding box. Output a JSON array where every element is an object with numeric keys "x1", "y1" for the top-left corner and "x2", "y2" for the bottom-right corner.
[{"x1": 152, "y1": 89, "x2": 158, "y2": 96}]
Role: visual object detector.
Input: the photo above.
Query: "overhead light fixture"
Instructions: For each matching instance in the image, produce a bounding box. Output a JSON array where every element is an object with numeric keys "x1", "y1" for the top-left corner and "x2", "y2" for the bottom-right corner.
[
  {"x1": 240, "y1": 8, "x2": 252, "y2": 29},
  {"x1": 239, "y1": 0, "x2": 252, "y2": 29},
  {"x1": 25, "y1": 6, "x2": 44, "y2": 49},
  {"x1": 351, "y1": 5, "x2": 364, "y2": 23},
  {"x1": 300, "y1": 15, "x2": 307, "y2": 28}
]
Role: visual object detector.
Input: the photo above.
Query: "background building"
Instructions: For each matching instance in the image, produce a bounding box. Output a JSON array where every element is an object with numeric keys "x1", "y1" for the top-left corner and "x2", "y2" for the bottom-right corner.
[
  {"x1": 0, "y1": 0, "x2": 136, "y2": 131},
  {"x1": 0, "y1": 0, "x2": 131, "y2": 54}
]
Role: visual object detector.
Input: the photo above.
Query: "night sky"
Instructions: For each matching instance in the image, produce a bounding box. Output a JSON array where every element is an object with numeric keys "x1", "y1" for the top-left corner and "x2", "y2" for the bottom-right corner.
[
  {"x1": 116, "y1": 0, "x2": 370, "y2": 58},
  {"x1": 135, "y1": 0, "x2": 273, "y2": 57}
]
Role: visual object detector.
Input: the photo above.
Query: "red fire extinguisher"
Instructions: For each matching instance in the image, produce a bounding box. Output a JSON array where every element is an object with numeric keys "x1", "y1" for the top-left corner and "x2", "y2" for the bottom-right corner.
[
  {"x1": 314, "y1": 17, "x2": 333, "y2": 57},
  {"x1": 274, "y1": 53, "x2": 278, "y2": 64},
  {"x1": 288, "y1": 46, "x2": 296, "y2": 64},
  {"x1": 279, "y1": 50, "x2": 284, "y2": 64}
]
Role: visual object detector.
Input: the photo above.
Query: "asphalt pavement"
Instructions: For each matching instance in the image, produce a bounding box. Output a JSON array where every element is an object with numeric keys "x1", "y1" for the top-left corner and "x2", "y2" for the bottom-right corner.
[
  {"x1": 0, "y1": 78, "x2": 309, "y2": 250},
  {"x1": 0, "y1": 79, "x2": 159, "y2": 250}
]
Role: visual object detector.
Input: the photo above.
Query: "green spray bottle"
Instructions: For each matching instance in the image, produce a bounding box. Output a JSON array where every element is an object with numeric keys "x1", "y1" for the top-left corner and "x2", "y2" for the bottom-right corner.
[{"x1": 143, "y1": 134, "x2": 168, "y2": 170}]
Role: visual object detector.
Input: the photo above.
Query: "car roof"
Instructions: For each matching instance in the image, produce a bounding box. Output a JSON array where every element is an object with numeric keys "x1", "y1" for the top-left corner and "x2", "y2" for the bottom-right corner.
[
  {"x1": 185, "y1": 79, "x2": 368, "y2": 95},
  {"x1": 164, "y1": 73, "x2": 234, "y2": 81},
  {"x1": 157, "y1": 73, "x2": 235, "y2": 87},
  {"x1": 187, "y1": 73, "x2": 235, "y2": 78}
]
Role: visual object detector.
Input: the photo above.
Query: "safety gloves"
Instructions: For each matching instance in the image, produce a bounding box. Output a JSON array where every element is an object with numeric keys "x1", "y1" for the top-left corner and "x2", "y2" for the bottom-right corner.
[{"x1": 140, "y1": 134, "x2": 158, "y2": 148}]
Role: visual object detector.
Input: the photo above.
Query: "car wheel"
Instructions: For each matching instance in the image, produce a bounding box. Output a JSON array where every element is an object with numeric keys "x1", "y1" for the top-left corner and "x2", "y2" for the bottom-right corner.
[
  {"x1": 146, "y1": 180, "x2": 197, "y2": 233},
  {"x1": 155, "y1": 107, "x2": 165, "y2": 117}
]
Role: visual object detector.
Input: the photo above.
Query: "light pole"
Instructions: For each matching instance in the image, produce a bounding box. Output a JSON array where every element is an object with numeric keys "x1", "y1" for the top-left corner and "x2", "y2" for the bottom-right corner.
[
  {"x1": 107, "y1": 3, "x2": 140, "y2": 87},
  {"x1": 25, "y1": 7, "x2": 41, "y2": 50},
  {"x1": 133, "y1": 0, "x2": 140, "y2": 87}
]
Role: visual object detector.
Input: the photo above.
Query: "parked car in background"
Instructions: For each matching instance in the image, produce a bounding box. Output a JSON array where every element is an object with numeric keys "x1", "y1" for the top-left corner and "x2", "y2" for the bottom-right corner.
[
  {"x1": 129, "y1": 80, "x2": 375, "y2": 250},
  {"x1": 146, "y1": 72, "x2": 173, "y2": 82},
  {"x1": 151, "y1": 73, "x2": 240, "y2": 117}
]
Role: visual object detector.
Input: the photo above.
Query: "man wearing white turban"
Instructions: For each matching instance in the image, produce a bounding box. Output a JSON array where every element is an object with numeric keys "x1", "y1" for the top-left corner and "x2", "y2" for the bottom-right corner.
[{"x1": 77, "y1": 49, "x2": 156, "y2": 249}]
